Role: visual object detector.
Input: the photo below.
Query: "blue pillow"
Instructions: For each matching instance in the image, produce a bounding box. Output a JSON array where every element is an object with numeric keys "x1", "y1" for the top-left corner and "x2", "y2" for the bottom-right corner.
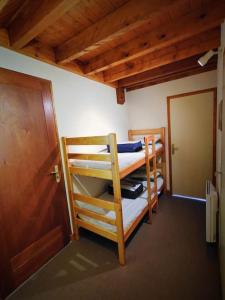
[{"x1": 107, "y1": 140, "x2": 142, "y2": 153}]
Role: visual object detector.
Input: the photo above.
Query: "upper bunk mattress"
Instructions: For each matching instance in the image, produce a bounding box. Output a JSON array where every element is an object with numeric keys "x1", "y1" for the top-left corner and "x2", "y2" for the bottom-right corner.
[{"x1": 71, "y1": 143, "x2": 163, "y2": 171}]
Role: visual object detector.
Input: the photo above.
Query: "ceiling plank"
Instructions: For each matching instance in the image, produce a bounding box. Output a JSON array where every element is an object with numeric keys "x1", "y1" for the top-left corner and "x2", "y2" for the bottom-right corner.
[
  {"x1": 118, "y1": 55, "x2": 217, "y2": 87},
  {"x1": 0, "y1": 28, "x2": 117, "y2": 88},
  {"x1": 55, "y1": 0, "x2": 180, "y2": 64},
  {"x1": 8, "y1": 0, "x2": 79, "y2": 49},
  {"x1": 126, "y1": 64, "x2": 216, "y2": 91},
  {"x1": 83, "y1": 1, "x2": 225, "y2": 75},
  {"x1": 0, "y1": 0, "x2": 10, "y2": 13},
  {"x1": 104, "y1": 27, "x2": 220, "y2": 82}
]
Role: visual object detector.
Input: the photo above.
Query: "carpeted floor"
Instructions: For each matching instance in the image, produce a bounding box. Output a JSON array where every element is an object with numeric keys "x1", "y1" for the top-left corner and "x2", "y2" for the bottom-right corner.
[{"x1": 8, "y1": 195, "x2": 221, "y2": 300}]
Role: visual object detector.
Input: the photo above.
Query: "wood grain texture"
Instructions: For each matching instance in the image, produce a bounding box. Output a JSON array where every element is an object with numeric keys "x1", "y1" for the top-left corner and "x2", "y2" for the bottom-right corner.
[
  {"x1": 120, "y1": 55, "x2": 217, "y2": 88},
  {"x1": 124, "y1": 56, "x2": 217, "y2": 91},
  {"x1": 83, "y1": 0, "x2": 225, "y2": 74},
  {"x1": 55, "y1": 0, "x2": 178, "y2": 63},
  {"x1": 8, "y1": 0, "x2": 78, "y2": 48},
  {"x1": 104, "y1": 27, "x2": 220, "y2": 82},
  {"x1": 116, "y1": 87, "x2": 125, "y2": 104},
  {"x1": 0, "y1": 68, "x2": 70, "y2": 297}
]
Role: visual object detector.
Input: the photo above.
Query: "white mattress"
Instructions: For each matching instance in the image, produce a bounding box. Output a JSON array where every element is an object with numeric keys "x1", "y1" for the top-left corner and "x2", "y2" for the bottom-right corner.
[
  {"x1": 72, "y1": 143, "x2": 162, "y2": 171},
  {"x1": 77, "y1": 192, "x2": 151, "y2": 233},
  {"x1": 76, "y1": 178, "x2": 164, "y2": 233},
  {"x1": 141, "y1": 177, "x2": 164, "y2": 197}
]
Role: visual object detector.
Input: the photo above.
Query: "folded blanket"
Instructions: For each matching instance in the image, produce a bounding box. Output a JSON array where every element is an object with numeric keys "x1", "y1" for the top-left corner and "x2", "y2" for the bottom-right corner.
[{"x1": 107, "y1": 140, "x2": 142, "y2": 153}]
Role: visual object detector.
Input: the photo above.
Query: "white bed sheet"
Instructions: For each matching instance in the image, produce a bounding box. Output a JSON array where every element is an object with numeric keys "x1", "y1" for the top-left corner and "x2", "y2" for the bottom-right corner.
[
  {"x1": 77, "y1": 192, "x2": 150, "y2": 233},
  {"x1": 76, "y1": 177, "x2": 164, "y2": 234},
  {"x1": 72, "y1": 143, "x2": 162, "y2": 171}
]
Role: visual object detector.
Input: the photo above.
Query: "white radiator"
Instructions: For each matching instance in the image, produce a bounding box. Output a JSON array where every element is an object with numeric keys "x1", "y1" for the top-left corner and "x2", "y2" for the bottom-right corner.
[{"x1": 206, "y1": 180, "x2": 218, "y2": 243}]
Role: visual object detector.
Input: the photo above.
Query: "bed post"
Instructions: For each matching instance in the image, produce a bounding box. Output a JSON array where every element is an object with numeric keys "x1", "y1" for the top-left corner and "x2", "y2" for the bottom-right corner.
[
  {"x1": 144, "y1": 137, "x2": 152, "y2": 223},
  {"x1": 109, "y1": 133, "x2": 125, "y2": 265},
  {"x1": 128, "y1": 130, "x2": 133, "y2": 141},
  {"x1": 61, "y1": 137, "x2": 79, "y2": 241},
  {"x1": 152, "y1": 138, "x2": 158, "y2": 213},
  {"x1": 161, "y1": 127, "x2": 167, "y2": 193}
]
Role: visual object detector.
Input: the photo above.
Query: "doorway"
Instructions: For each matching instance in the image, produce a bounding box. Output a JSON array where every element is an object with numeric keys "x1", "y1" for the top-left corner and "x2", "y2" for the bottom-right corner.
[
  {"x1": 167, "y1": 88, "x2": 217, "y2": 199},
  {"x1": 0, "y1": 68, "x2": 70, "y2": 298}
]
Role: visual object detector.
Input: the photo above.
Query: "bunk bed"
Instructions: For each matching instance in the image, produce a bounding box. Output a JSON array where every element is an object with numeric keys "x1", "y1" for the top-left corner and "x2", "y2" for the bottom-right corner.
[
  {"x1": 128, "y1": 127, "x2": 166, "y2": 195},
  {"x1": 62, "y1": 133, "x2": 158, "y2": 265}
]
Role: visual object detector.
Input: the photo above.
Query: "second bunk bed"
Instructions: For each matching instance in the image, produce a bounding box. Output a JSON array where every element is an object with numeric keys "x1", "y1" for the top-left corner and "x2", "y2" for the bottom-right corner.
[{"x1": 62, "y1": 127, "x2": 166, "y2": 265}]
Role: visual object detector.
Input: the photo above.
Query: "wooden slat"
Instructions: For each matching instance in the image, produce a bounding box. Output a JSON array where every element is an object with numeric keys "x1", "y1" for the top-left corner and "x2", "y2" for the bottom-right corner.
[
  {"x1": 66, "y1": 135, "x2": 109, "y2": 146},
  {"x1": 83, "y1": 1, "x2": 225, "y2": 74},
  {"x1": 8, "y1": 0, "x2": 78, "y2": 49},
  {"x1": 61, "y1": 137, "x2": 79, "y2": 239},
  {"x1": 68, "y1": 153, "x2": 111, "y2": 161},
  {"x1": 0, "y1": 0, "x2": 9, "y2": 13},
  {"x1": 126, "y1": 64, "x2": 217, "y2": 91},
  {"x1": 73, "y1": 193, "x2": 116, "y2": 211},
  {"x1": 0, "y1": 30, "x2": 113, "y2": 88},
  {"x1": 55, "y1": 0, "x2": 179, "y2": 64},
  {"x1": 75, "y1": 206, "x2": 116, "y2": 226},
  {"x1": 76, "y1": 219, "x2": 117, "y2": 242},
  {"x1": 119, "y1": 55, "x2": 217, "y2": 88},
  {"x1": 128, "y1": 128, "x2": 164, "y2": 136},
  {"x1": 70, "y1": 166, "x2": 112, "y2": 180},
  {"x1": 116, "y1": 87, "x2": 125, "y2": 104},
  {"x1": 108, "y1": 133, "x2": 125, "y2": 265},
  {"x1": 104, "y1": 27, "x2": 220, "y2": 82}
]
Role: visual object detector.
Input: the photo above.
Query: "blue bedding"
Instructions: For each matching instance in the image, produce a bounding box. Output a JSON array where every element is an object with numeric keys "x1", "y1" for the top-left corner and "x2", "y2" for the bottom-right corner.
[{"x1": 107, "y1": 140, "x2": 143, "y2": 153}]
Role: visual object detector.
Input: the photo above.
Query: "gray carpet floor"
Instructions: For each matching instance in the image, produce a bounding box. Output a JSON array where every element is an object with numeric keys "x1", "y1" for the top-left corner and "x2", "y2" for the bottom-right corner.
[{"x1": 8, "y1": 195, "x2": 221, "y2": 300}]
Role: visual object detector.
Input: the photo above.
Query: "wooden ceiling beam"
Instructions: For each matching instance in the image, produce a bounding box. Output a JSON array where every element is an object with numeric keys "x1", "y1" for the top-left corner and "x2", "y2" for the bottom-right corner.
[
  {"x1": 55, "y1": 0, "x2": 180, "y2": 64},
  {"x1": 83, "y1": 1, "x2": 225, "y2": 75},
  {"x1": 8, "y1": 0, "x2": 78, "y2": 49},
  {"x1": 118, "y1": 55, "x2": 217, "y2": 87},
  {"x1": 0, "y1": 28, "x2": 117, "y2": 88},
  {"x1": 104, "y1": 27, "x2": 220, "y2": 82},
  {"x1": 126, "y1": 64, "x2": 217, "y2": 91},
  {"x1": 116, "y1": 87, "x2": 125, "y2": 105},
  {"x1": 0, "y1": 0, "x2": 9, "y2": 13}
]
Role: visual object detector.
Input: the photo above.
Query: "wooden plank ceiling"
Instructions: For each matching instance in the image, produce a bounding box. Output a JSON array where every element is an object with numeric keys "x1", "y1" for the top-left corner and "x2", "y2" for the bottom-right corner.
[{"x1": 0, "y1": 0, "x2": 223, "y2": 104}]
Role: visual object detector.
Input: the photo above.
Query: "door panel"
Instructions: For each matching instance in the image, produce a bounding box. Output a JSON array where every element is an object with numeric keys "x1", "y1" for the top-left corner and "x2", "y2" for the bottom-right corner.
[
  {"x1": 219, "y1": 48, "x2": 225, "y2": 297},
  {"x1": 168, "y1": 90, "x2": 216, "y2": 198},
  {"x1": 0, "y1": 68, "x2": 70, "y2": 298}
]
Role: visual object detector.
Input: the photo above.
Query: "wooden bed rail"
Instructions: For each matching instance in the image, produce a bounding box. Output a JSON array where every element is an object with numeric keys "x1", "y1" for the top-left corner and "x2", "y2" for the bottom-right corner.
[
  {"x1": 128, "y1": 127, "x2": 165, "y2": 142},
  {"x1": 73, "y1": 193, "x2": 116, "y2": 210},
  {"x1": 65, "y1": 135, "x2": 110, "y2": 145}
]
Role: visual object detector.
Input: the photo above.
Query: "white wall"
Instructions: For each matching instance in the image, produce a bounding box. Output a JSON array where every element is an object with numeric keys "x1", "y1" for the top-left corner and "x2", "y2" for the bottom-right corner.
[
  {"x1": 126, "y1": 70, "x2": 217, "y2": 188},
  {"x1": 0, "y1": 46, "x2": 129, "y2": 225},
  {"x1": 0, "y1": 47, "x2": 129, "y2": 141}
]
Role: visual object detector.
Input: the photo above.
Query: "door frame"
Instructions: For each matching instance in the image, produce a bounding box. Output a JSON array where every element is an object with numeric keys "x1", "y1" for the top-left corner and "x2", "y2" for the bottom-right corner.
[{"x1": 167, "y1": 87, "x2": 217, "y2": 195}]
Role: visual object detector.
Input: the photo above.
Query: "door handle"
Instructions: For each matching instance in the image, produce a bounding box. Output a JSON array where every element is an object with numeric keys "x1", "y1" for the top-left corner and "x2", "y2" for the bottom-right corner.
[
  {"x1": 171, "y1": 144, "x2": 179, "y2": 155},
  {"x1": 49, "y1": 165, "x2": 60, "y2": 183}
]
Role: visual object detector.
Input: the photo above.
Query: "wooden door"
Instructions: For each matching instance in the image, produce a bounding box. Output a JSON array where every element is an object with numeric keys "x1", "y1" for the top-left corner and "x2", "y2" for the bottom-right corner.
[
  {"x1": 167, "y1": 89, "x2": 216, "y2": 199},
  {"x1": 0, "y1": 68, "x2": 70, "y2": 298},
  {"x1": 219, "y1": 49, "x2": 225, "y2": 294}
]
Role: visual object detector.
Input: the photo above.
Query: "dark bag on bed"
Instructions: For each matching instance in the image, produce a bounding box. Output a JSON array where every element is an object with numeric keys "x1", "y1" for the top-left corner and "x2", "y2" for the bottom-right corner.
[
  {"x1": 108, "y1": 179, "x2": 143, "y2": 199},
  {"x1": 107, "y1": 140, "x2": 142, "y2": 153}
]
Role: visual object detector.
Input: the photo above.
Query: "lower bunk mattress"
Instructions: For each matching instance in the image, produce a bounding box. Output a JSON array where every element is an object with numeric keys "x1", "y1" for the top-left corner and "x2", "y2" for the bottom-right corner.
[{"x1": 77, "y1": 177, "x2": 164, "y2": 233}]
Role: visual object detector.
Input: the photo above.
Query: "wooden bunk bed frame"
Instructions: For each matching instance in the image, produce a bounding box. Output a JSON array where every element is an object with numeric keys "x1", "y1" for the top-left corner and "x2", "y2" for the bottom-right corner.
[
  {"x1": 128, "y1": 127, "x2": 167, "y2": 194},
  {"x1": 61, "y1": 133, "x2": 157, "y2": 265}
]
